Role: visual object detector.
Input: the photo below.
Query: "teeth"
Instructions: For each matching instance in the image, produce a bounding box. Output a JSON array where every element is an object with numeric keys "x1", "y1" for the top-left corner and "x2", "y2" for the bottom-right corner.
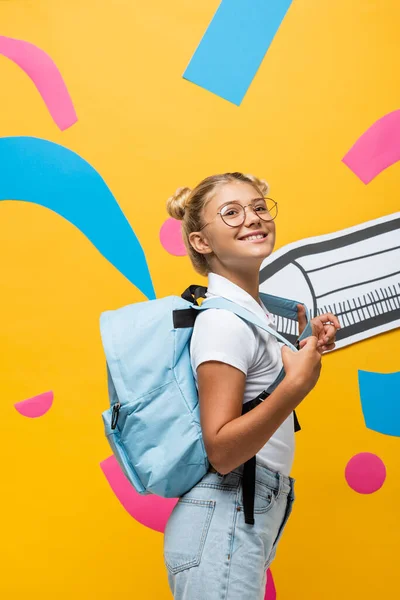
[{"x1": 242, "y1": 234, "x2": 265, "y2": 241}]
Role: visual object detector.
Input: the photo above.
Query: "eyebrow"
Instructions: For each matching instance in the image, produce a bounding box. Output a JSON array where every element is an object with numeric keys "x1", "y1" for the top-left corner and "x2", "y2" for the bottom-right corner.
[{"x1": 217, "y1": 197, "x2": 265, "y2": 211}]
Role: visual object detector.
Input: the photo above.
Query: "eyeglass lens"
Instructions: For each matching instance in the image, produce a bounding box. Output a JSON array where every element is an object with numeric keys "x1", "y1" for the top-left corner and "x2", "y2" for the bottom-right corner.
[{"x1": 220, "y1": 198, "x2": 277, "y2": 226}]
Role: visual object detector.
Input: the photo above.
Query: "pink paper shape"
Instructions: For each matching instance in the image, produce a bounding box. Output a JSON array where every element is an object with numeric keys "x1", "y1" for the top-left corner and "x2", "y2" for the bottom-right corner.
[
  {"x1": 345, "y1": 452, "x2": 386, "y2": 494},
  {"x1": 14, "y1": 391, "x2": 53, "y2": 418},
  {"x1": 160, "y1": 218, "x2": 187, "y2": 256},
  {"x1": 265, "y1": 568, "x2": 276, "y2": 599},
  {"x1": 0, "y1": 35, "x2": 77, "y2": 131},
  {"x1": 342, "y1": 109, "x2": 400, "y2": 184},
  {"x1": 100, "y1": 455, "x2": 178, "y2": 532}
]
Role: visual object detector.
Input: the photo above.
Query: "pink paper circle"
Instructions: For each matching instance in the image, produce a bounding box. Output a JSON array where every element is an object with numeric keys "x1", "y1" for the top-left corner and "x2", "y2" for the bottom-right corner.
[
  {"x1": 265, "y1": 568, "x2": 276, "y2": 599},
  {"x1": 100, "y1": 456, "x2": 178, "y2": 533},
  {"x1": 345, "y1": 452, "x2": 386, "y2": 494},
  {"x1": 160, "y1": 218, "x2": 187, "y2": 256}
]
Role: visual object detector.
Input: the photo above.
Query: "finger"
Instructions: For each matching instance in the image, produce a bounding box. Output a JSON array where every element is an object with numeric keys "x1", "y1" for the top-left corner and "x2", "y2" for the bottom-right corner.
[
  {"x1": 318, "y1": 313, "x2": 341, "y2": 329},
  {"x1": 297, "y1": 304, "x2": 306, "y2": 318},
  {"x1": 297, "y1": 304, "x2": 307, "y2": 333},
  {"x1": 298, "y1": 338, "x2": 308, "y2": 349},
  {"x1": 321, "y1": 343, "x2": 336, "y2": 353},
  {"x1": 281, "y1": 344, "x2": 295, "y2": 356},
  {"x1": 299, "y1": 336, "x2": 318, "y2": 348},
  {"x1": 300, "y1": 335, "x2": 318, "y2": 349},
  {"x1": 322, "y1": 324, "x2": 337, "y2": 344}
]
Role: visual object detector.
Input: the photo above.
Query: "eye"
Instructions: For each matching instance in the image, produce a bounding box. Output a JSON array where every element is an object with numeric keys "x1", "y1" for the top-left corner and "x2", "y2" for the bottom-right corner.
[
  {"x1": 253, "y1": 199, "x2": 268, "y2": 212},
  {"x1": 221, "y1": 204, "x2": 241, "y2": 217}
]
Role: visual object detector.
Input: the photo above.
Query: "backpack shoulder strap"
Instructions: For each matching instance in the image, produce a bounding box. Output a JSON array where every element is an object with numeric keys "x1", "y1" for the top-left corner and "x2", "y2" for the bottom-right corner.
[
  {"x1": 179, "y1": 284, "x2": 313, "y2": 345},
  {"x1": 193, "y1": 297, "x2": 309, "y2": 351}
]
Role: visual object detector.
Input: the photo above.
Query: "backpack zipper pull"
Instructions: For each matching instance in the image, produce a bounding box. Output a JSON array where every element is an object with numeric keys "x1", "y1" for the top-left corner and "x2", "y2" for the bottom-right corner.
[{"x1": 111, "y1": 403, "x2": 121, "y2": 429}]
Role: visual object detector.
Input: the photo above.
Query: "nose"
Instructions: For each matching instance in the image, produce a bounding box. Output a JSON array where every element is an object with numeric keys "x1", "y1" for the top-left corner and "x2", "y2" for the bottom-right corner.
[{"x1": 243, "y1": 204, "x2": 261, "y2": 227}]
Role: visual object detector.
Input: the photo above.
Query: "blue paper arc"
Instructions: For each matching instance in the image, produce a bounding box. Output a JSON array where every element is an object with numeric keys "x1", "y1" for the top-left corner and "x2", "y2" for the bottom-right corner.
[
  {"x1": 358, "y1": 370, "x2": 400, "y2": 437},
  {"x1": 0, "y1": 137, "x2": 155, "y2": 300},
  {"x1": 183, "y1": 0, "x2": 293, "y2": 105}
]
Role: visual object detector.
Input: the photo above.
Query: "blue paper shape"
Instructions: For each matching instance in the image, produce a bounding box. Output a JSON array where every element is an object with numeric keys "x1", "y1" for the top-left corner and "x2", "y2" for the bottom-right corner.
[
  {"x1": 183, "y1": 0, "x2": 293, "y2": 105},
  {"x1": 358, "y1": 370, "x2": 400, "y2": 437},
  {"x1": 0, "y1": 137, "x2": 155, "y2": 300}
]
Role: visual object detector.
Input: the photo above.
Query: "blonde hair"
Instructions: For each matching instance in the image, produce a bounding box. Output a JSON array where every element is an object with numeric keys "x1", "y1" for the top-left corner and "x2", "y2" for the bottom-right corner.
[{"x1": 166, "y1": 172, "x2": 269, "y2": 276}]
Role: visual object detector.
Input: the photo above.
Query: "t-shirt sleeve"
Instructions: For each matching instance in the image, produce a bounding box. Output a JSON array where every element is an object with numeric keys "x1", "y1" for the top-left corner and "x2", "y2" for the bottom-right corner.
[{"x1": 190, "y1": 308, "x2": 257, "y2": 375}]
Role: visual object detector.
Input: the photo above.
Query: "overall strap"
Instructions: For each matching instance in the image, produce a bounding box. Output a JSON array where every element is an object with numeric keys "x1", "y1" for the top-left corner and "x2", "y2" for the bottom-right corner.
[
  {"x1": 259, "y1": 292, "x2": 304, "y2": 320},
  {"x1": 241, "y1": 395, "x2": 265, "y2": 525},
  {"x1": 259, "y1": 291, "x2": 313, "y2": 341}
]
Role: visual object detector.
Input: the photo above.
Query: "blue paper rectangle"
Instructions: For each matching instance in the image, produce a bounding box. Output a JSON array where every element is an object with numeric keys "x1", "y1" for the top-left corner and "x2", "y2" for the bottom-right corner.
[
  {"x1": 183, "y1": 0, "x2": 293, "y2": 105},
  {"x1": 358, "y1": 370, "x2": 400, "y2": 437}
]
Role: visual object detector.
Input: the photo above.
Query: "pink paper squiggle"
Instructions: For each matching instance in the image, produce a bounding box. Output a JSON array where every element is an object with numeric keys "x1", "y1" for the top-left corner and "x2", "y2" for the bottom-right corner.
[
  {"x1": 265, "y1": 568, "x2": 276, "y2": 599},
  {"x1": 0, "y1": 35, "x2": 77, "y2": 131},
  {"x1": 342, "y1": 109, "x2": 400, "y2": 184},
  {"x1": 100, "y1": 456, "x2": 178, "y2": 533}
]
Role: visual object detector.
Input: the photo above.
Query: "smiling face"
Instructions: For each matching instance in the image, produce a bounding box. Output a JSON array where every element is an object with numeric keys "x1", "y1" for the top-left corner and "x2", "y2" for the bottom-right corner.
[{"x1": 189, "y1": 181, "x2": 276, "y2": 277}]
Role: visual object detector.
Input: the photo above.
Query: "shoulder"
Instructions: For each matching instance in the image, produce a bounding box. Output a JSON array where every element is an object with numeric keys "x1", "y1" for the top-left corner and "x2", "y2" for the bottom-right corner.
[
  {"x1": 194, "y1": 308, "x2": 256, "y2": 338},
  {"x1": 190, "y1": 308, "x2": 257, "y2": 375}
]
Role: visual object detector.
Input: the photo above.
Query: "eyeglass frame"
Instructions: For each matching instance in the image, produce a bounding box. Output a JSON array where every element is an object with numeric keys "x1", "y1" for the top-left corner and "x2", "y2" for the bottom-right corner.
[{"x1": 198, "y1": 197, "x2": 278, "y2": 231}]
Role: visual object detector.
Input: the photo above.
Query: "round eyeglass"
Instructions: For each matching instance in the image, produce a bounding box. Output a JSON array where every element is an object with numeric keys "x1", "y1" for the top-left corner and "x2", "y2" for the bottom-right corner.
[{"x1": 199, "y1": 197, "x2": 278, "y2": 230}]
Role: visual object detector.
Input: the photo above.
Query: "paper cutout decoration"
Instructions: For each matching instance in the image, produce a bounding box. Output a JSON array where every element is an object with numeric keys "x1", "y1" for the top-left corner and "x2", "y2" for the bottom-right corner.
[
  {"x1": 183, "y1": 0, "x2": 293, "y2": 105},
  {"x1": 358, "y1": 370, "x2": 400, "y2": 437},
  {"x1": 0, "y1": 136, "x2": 155, "y2": 300},
  {"x1": 265, "y1": 568, "x2": 276, "y2": 600},
  {"x1": 14, "y1": 391, "x2": 54, "y2": 418},
  {"x1": 100, "y1": 456, "x2": 178, "y2": 532},
  {"x1": 259, "y1": 212, "x2": 400, "y2": 350},
  {"x1": 0, "y1": 36, "x2": 77, "y2": 131},
  {"x1": 160, "y1": 218, "x2": 187, "y2": 256},
  {"x1": 343, "y1": 109, "x2": 400, "y2": 184},
  {"x1": 345, "y1": 453, "x2": 386, "y2": 494}
]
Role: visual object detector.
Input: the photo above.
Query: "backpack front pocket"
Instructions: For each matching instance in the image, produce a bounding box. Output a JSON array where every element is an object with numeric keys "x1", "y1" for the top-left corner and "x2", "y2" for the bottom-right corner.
[{"x1": 164, "y1": 498, "x2": 215, "y2": 574}]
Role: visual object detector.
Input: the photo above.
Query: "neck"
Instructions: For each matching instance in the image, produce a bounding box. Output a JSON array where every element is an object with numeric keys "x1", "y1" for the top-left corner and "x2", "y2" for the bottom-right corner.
[{"x1": 210, "y1": 263, "x2": 261, "y2": 302}]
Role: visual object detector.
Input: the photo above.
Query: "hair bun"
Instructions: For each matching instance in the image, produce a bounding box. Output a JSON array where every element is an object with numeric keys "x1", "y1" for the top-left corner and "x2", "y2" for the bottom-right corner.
[{"x1": 166, "y1": 187, "x2": 192, "y2": 220}]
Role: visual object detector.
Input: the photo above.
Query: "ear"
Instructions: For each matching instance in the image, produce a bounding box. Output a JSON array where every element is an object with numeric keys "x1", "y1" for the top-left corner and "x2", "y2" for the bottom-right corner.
[{"x1": 188, "y1": 231, "x2": 213, "y2": 256}]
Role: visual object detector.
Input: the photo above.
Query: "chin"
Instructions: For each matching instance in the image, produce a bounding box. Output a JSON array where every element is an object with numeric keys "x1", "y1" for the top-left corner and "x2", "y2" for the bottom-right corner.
[{"x1": 252, "y1": 243, "x2": 274, "y2": 260}]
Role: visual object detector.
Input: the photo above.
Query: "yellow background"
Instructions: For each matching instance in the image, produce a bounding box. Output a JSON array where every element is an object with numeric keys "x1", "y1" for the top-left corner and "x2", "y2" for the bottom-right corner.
[{"x1": 0, "y1": 1, "x2": 399, "y2": 598}]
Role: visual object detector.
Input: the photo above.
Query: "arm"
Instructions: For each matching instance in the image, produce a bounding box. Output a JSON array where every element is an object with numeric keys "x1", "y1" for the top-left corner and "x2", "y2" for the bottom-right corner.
[{"x1": 198, "y1": 336, "x2": 321, "y2": 474}]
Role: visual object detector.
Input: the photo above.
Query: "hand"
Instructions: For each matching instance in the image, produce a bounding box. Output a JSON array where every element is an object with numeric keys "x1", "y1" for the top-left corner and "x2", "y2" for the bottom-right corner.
[
  {"x1": 281, "y1": 336, "x2": 322, "y2": 397},
  {"x1": 297, "y1": 304, "x2": 340, "y2": 354}
]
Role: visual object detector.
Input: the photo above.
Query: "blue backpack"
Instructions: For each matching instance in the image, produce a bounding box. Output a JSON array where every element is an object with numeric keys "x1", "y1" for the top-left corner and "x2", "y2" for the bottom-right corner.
[{"x1": 100, "y1": 285, "x2": 312, "y2": 500}]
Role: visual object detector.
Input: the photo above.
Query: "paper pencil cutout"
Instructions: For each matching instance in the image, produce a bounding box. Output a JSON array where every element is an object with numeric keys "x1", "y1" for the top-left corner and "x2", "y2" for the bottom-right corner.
[{"x1": 259, "y1": 213, "x2": 400, "y2": 350}]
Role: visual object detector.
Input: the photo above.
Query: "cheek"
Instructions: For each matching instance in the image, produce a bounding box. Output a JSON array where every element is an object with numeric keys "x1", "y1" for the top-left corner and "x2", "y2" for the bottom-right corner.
[
  {"x1": 207, "y1": 223, "x2": 235, "y2": 253},
  {"x1": 268, "y1": 224, "x2": 276, "y2": 242}
]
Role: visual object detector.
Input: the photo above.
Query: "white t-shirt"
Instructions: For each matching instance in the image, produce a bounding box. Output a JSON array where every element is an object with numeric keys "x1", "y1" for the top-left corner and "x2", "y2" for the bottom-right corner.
[{"x1": 190, "y1": 272, "x2": 295, "y2": 476}]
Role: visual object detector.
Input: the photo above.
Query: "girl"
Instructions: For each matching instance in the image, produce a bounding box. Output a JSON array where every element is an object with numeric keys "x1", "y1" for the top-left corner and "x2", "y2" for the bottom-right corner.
[{"x1": 163, "y1": 172, "x2": 339, "y2": 599}]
